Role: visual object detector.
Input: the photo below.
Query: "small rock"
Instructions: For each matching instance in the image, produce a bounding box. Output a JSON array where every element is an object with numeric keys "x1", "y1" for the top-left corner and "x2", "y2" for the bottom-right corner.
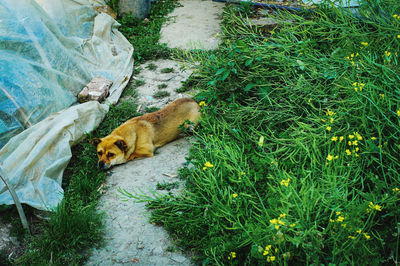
[{"x1": 78, "y1": 77, "x2": 112, "y2": 103}]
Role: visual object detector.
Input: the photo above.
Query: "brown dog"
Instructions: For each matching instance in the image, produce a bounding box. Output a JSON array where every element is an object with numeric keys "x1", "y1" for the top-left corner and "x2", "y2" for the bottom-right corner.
[{"x1": 91, "y1": 98, "x2": 201, "y2": 169}]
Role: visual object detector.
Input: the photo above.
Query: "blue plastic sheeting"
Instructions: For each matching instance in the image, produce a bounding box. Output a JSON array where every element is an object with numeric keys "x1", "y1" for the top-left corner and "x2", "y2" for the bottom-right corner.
[
  {"x1": 0, "y1": 0, "x2": 132, "y2": 148},
  {"x1": 0, "y1": 0, "x2": 133, "y2": 210}
]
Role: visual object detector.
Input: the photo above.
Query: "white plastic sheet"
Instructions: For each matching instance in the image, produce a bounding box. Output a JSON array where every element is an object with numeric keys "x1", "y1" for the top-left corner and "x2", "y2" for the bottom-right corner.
[{"x1": 0, "y1": 0, "x2": 134, "y2": 210}]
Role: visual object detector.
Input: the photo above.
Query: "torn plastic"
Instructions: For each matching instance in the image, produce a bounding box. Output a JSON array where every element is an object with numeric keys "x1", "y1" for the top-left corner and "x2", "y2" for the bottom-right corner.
[{"x1": 0, "y1": 0, "x2": 134, "y2": 210}]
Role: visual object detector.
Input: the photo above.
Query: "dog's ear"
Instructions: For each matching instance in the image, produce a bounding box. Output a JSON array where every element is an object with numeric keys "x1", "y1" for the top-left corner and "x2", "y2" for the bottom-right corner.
[
  {"x1": 90, "y1": 138, "x2": 101, "y2": 146},
  {"x1": 114, "y1": 139, "x2": 128, "y2": 152}
]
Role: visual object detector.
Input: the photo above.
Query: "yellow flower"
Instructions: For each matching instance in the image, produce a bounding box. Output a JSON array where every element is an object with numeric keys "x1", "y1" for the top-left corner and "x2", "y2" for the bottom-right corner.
[
  {"x1": 270, "y1": 218, "x2": 278, "y2": 225},
  {"x1": 203, "y1": 161, "x2": 214, "y2": 170},
  {"x1": 380, "y1": 93, "x2": 385, "y2": 98},
  {"x1": 233, "y1": 193, "x2": 238, "y2": 198},
  {"x1": 228, "y1": 251, "x2": 236, "y2": 259},
  {"x1": 348, "y1": 235, "x2": 355, "y2": 239},
  {"x1": 348, "y1": 141, "x2": 352, "y2": 146},
  {"x1": 393, "y1": 187, "x2": 400, "y2": 193},
  {"x1": 290, "y1": 223, "x2": 296, "y2": 227},
  {"x1": 397, "y1": 110, "x2": 400, "y2": 116},
  {"x1": 349, "y1": 134, "x2": 355, "y2": 139},
  {"x1": 355, "y1": 132, "x2": 363, "y2": 140},
  {"x1": 336, "y1": 211, "x2": 341, "y2": 215},
  {"x1": 364, "y1": 233, "x2": 371, "y2": 240},
  {"x1": 329, "y1": 219, "x2": 335, "y2": 223},
  {"x1": 327, "y1": 155, "x2": 334, "y2": 161},
  {"x1": 326, "y1": 126, "x2": 332, "y2": 131},
  {"x1": 279, "y1": 213, "x2": 286, "y2": 218},
  {"x1": 385, "y1": 51, "x2": 391, "y2": 57},
  {"x1": 394, "y1": 14, "x2": 398, "y2": 18},
  {"x1": 361, "y1": 42, "x2": 368, "y2": 46},
  {"x1": 369, "y1": 202, "x2": 382, "y2": 211},
  {"x1": 356, "y1": 229, "x2": 362, "y2": 234},
  {"x1": 352, "y1": 140, "x2": 358, "y2": 146},
  {"x1": 339, "y1": 136, "x2": 344, "y2": 142},
  {"x1": 280, "y1": 178, "x2": 290, "y2": 187},
  {"x1": 268, "y1": 256, "x2": 276, "y2": 262},
  {"x1": 199, "y1": 101, "x2": 207, "y2": 107},
  {"x1": 371, "y1": 137, "x2": 376, "y2": 140},
  {"x1": 336, "y1": 216, "x2": 344, "y2": 222},
  {"x1": 345, "y1": 149, "x2": 352, "y2": 155},
  {"x1": 331, "y1": 136, "x2": 338, "y2": 141},
  {"x1": 326, "y1": 109, "x2": 336, "y2": 116},
  {"x1": 397, "y1": 34, "x2": 400, "y2": 39}
]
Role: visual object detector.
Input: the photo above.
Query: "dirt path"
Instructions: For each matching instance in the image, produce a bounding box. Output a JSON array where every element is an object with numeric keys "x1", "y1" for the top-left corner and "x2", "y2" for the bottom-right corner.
[{"x1": 86, "y1": 1, "x2": 224, "y2": 265}]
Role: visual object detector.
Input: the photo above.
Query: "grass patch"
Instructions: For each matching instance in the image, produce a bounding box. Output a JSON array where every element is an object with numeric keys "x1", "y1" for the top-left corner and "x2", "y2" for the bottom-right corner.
[
  {"x1": 117, "y1": 0, "x2": 179, "y2": 63},
  {"x1": 146, "y1": 63, "x2": 158, "y2": 70},
  {"x1": 160, "y1": 67, "x2": 174, "y2": 73},
  {"x1": 157, "y1": 83, "x2": 168, "y2": 89},
  {"x1": 140, "y1": 1, "x2": 400, "y2": 265},
  {"x1": 153, "y1": 91, "x2": 170, "y2": 98},
  {"x1": 156, "y1": 181, "x2": 180, "y2": 191}
]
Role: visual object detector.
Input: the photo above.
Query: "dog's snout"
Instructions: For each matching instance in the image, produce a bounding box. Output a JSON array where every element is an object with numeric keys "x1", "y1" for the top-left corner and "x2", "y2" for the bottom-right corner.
[{"x1": 98, "y1": 161, "x2": 105, "y2": 169}]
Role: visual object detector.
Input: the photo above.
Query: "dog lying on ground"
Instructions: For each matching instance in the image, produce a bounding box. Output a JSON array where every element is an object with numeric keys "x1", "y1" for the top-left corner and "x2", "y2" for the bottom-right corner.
[{"x1": 91, "y1": 98, "x2": 201, "y2": 169}]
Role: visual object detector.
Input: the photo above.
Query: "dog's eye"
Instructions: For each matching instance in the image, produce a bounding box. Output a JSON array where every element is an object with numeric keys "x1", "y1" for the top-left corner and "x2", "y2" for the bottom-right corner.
[
  {"x1": 97, "y1": 151, "x2": 102, "y2": 156},
  {"x1": 107, "y1": 152, "x2": 115, "y2": 158}
]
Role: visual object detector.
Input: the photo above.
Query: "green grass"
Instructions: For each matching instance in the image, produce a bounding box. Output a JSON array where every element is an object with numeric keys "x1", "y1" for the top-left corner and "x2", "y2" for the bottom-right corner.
[
  {"x1": 160, "y1": 67, "x2": 174, "y2": 73},
  {"x1": 137, "y1": 1, "x2": 400, "y2": 265},
  {"x1": 153, "y1": 91, "x2": 170, "y2": 98},
  {"x1": 156, "y1": 181, "x2": 180, "y2": 191},
  {"x1": 157, "y1": 83, "x2": 168, "y2": 89}
]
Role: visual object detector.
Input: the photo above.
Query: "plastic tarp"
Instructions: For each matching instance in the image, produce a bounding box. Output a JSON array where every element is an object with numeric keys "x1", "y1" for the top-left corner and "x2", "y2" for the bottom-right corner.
[{"x1": 0, "y1": 0, "x2": 134, "y2": 210}]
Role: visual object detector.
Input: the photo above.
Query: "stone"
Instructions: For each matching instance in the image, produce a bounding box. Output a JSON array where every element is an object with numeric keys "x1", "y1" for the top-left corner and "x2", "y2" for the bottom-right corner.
[{"x1": 78, "y1": 77, "x2": 112, "y2": 103}]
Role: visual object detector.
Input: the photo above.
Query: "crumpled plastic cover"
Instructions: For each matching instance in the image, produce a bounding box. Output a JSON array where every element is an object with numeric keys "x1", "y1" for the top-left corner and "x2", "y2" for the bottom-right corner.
[{"x1": 0, "y1": 0, "x2": 133, "y2": 210}]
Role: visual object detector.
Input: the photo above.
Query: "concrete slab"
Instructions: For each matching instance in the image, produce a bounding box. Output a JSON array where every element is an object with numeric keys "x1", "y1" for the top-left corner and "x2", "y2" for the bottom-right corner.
[{"x1": 160, "y1": 0, "x2": 224, "y2": 50}]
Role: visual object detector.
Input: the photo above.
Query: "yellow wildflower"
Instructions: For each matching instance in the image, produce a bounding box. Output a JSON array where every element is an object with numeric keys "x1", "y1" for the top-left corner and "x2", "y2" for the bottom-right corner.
[
  {"x1": 326, "y1": 126, "x2": 332, "y2": 131},
  {"x1": 228, "y1": 251, "x2": 236, "y2": 259},
  {"x1": 267, "y1": 256, "x2": 276, "y2": 262},
  {"x1": 352, "y1": 140, "x2": 358, "y2": 146},
  {"x1": 397, "y1": 34, "x2": 400, "y2": 39},
  {"x1": 397, "y1": 110, "x2": 400, "y2": 116},
  {"x1": 279, "y1": 213, "x2": 286, "y2": 218},
  {"x1": 280, "y1": 178, "x2": 290, "y2": 187},
  {"x1": 233, "y1": 193, "x2": 238, "y2": 198},
  {"x1": 380, "y1": 93, "x2": 385, "y2": 98},
  {"x1": 199, "y1": 101, "x2": 207, "y2": 107},
  {"x1": 394, "y1": 14, "x2": 398, "y2": 18},
  {"x1": 336, "y1": 216, "x2": 344, "y2": 222},
  {"x1": 336, "y1": 211, "x2": 341, "y2": 215},
  {"x1": 331, "y1": 136, "x2": 338, "y2": 141},
  {"x1": 290, "y1": 223, "x2": 296, "y2": 227},
  {"x1": 348, "y1": 141, "x2": 352, "y2": 146},
  {"x1": 326, "y1": 109, "x2": 336, "y2": 116},
  {"x1": 371, "y1": 137, "x2": 376, "y2": 140},
  {"x1": 327, "y1": 154, "x2": 334, "y2": 161},
  {"x1": 385, "y1": 51, "x2": 391, "y2": 57},
  {"x1": 364, "y1": 233, "x2": 371, "y2": 240},
  {"x1": 349, "y1": 134, "x2": 355, "y2": 139},
  {"x1": 345, "y1": 149, "x2": 352, "y2": 155},
  {"x1": 369, "y1": 202, "x2": 382, "y2": 211},
  {"x1": 203, "y1": 161, "x2": 214, "y2": 170},
  {"x1": 339, "y1": 136, "x2": 344, "y2": 142},
  {"x1": 329, "y1": 219, "x2": 335, "y2": 223},
  {"x1": 361, "y1": 42, "x2": 368, "y2": 46},
  {"x1": 348, "y1": 235, "x2": 355, "y2": 239},
  {"x1": 356, "y1": 229, "x2": 362, "y2": 234}
]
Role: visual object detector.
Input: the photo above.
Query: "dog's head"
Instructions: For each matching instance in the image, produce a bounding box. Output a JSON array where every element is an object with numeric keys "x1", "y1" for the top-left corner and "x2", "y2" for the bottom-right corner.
[{"x1": 90, "y1": 136, "x2": 129, "y2": 169}]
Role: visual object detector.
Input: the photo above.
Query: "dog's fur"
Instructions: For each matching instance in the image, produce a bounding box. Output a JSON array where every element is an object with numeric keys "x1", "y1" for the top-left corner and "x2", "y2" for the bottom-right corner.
[{"x1": 91, "y1": 98, "x2": 201, "y2": 169}]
